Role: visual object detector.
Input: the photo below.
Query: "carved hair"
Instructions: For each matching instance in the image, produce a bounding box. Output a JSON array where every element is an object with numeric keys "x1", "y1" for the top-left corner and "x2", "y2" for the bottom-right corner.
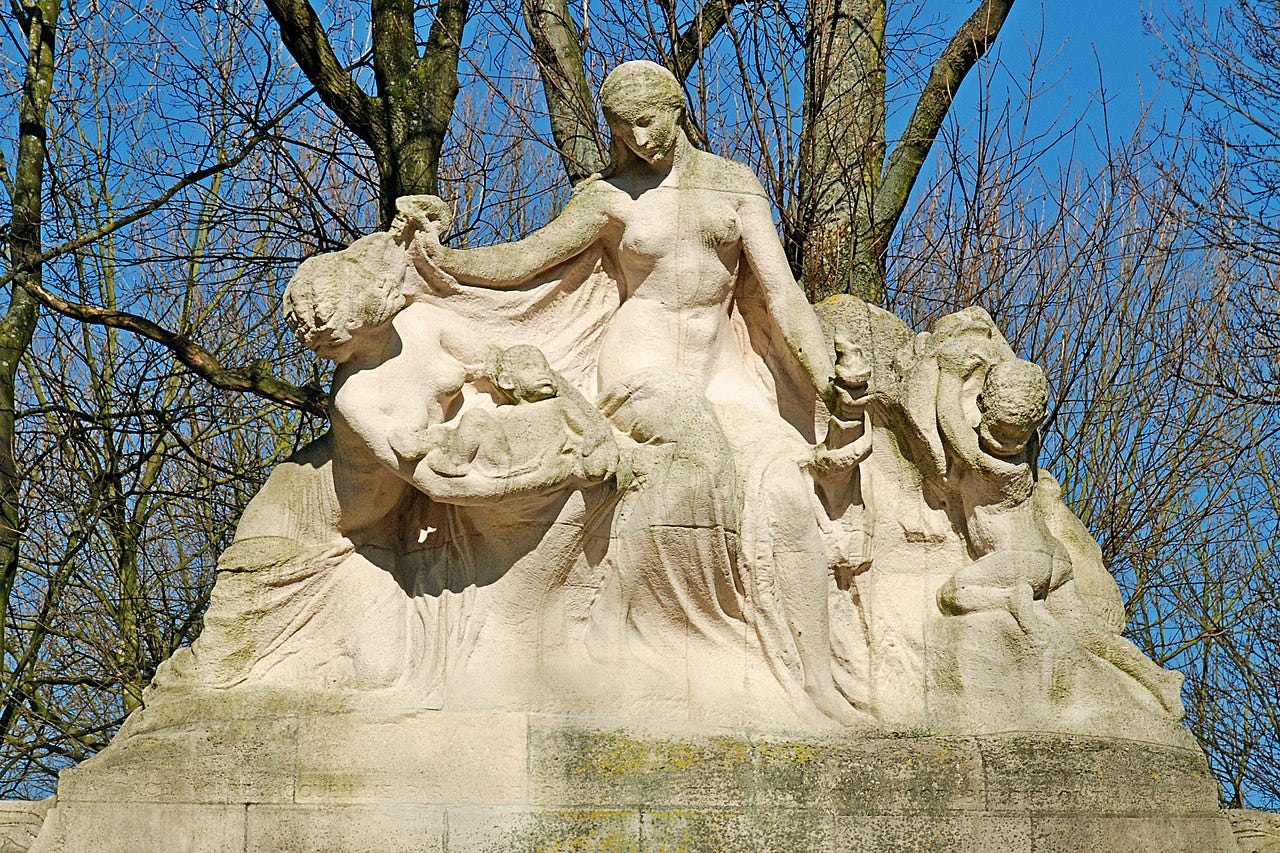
[
  {"x1": 600, "y1": 60, "x2": 684, "y2": 114},
  {"x1": 283, "y1": 232, "x2": 411, "y2": 354},
  {"x1": 978, "y1": 359, "x2": 1048, "y2": 428}
]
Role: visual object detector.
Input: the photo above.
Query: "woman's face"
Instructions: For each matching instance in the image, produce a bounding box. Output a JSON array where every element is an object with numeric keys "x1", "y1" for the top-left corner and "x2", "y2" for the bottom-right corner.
[{"x1": 605, "y1": 97, "x2": 681, "y2": 165}]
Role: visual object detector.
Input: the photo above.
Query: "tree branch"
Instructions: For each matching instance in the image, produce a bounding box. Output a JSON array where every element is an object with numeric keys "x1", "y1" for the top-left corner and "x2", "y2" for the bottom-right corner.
[
  {"x1": 0, "y1": 90, "x2": 312, "y2": 293},
  {"x1": 13, "y1": 278, "x2": 327, "y2": 415},
  {"x1": 872, "y1": 0, "x2": 1014, "y2": 258},
  {"x1": 523, "y1": 0, "x2": 605, "y2": 183},
  {"x1": 262, "y1": 0, "x2": 384, "y2": 150},
  {"x1": 666, "y1": 0, "x2": 743, "y2": 81}
]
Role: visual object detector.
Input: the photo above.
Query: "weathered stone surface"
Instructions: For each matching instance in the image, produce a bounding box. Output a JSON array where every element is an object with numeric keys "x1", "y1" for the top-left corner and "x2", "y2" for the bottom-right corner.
[
  {"x1": 18, "y1": 717, "x2": 1239, "y2": 852},
  {"x1": 20, "y1": 59, "x2": 1225, "y2": 853},
  {"x1": 31, "y1": 803, "x2": 247, "y2": 853},
  {"x1": 445, "y1": 806, "x2": 641, "y2": 852},
  {"x1": 978, "y1": 734, "x2": 1221, "y2": 815},
  {"x1": 245, "y1": 804, "x2": 445, "y2": 852},
  {"x1": 1231, "y1": 809, "x2": 1280, "y2": 853},
  {"x1": 293, "y1": 712, "x2": 527, "y2": 805},
  {"x1": 528, "y1": 722, "x2": 755, "y2": 810},
  {"x1": 1028, "y1": 816, "x2": 1239, "y2": 853},
  {"x1": 830, "y1": 814, "x2": 1032, "y2": 852},
  {"x1": 0, "y1": 801, "x2": 49, "y2": 853},
  {"x1": 54, "y1": 716, "x2": 299, "y2": 805},
  {"x1": 760, "y1": 736, "x2": 984, "y2": 815},
  {"x1": 642, "y1": 809, "x2": 833, "y2": 852}
]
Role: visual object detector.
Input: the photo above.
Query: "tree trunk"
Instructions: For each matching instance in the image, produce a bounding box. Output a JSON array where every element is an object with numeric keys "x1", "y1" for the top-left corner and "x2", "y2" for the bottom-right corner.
[
  {"x1": 795, "y1": 0, "x2": 1014, "y2": 305},
  {"x1": 0, "y1": 0, "x2": 59, "y2": 676},
  {"x1": 796, "y1": 0, "x2": 886, "y2": 304},
  {"x1": 523, "y1": 0, "x2": 605, "y2": 184},
  {"x1": 375, "y1": 0, "x2": 470, "y2": 225},
  {"x1": 265, "y1": 0, "x2": 471, "y2": 228}
]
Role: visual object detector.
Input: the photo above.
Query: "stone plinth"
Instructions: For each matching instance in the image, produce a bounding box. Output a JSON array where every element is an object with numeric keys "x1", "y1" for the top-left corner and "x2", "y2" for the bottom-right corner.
[{"x1": 28, "y1": 706, "x2": 1235, "y2": 852}]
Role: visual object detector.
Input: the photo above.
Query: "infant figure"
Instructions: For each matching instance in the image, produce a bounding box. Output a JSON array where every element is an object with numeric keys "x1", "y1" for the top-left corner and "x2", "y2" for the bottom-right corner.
[{"x1": 395, "y1": 344, "x2": 617, "y2": 488}]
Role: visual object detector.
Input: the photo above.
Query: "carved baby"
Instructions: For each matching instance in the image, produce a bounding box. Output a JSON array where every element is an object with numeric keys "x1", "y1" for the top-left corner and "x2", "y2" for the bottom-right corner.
[
  {"x1": 809, "y1": 329, "x2": 876, "y2": 576},
  {"x1": 390, "y1": 344, "x2": 618, "y2": 496}
]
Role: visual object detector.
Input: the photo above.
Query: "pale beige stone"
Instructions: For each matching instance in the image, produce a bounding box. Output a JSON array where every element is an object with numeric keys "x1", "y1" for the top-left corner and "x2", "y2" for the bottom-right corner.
[
  {"x1": 293, "y1": 712, "x2": 527, "y2": 805},
  {"x1": 0, "y1": 801, "x2": 50, "y2": 853},
  {"x1": 1229, "y1": 809, "x2": 1280, "y2": 853},
  {"x1": 31, "y1": 803, "x2": 247, "y2": 853},
  {"x1": 444, "y1": 806, "x2": 641, "y2": 852},
  {"x1": 245, "y1": 804, "x2": 445, "y2": 852},
  {"x1": 121, "y1": 59, "x2": 1191, "y2": 742}
]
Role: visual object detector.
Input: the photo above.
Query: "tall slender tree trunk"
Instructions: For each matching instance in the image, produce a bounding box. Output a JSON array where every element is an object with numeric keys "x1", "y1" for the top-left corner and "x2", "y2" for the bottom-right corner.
[
  {"x1": 523, "y1": 0, "x2": 605, "y2": 184},
  {"x1": 796, "y1": 0, "x2": 886, "y2": 304},
  {"x1": 0, "y1": 0, "x2": 59, "y2": 675}
]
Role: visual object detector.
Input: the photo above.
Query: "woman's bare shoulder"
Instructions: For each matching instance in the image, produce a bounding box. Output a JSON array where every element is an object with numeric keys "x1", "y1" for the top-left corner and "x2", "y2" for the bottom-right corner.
[
  {"x1": 562, "y1": 174, "x2": 629, "y2": 223},
  {"x1": 691, "y1": 152, "x2": 769, "y2": 197}
]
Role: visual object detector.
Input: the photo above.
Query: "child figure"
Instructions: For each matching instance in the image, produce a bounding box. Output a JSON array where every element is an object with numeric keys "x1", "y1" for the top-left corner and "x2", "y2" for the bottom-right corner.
[
  {"x1": 809, "y1": 329, "x2": 876, "y2": 577},
  {"x1": 935, "y1": 356, "x2": 1054, "y2": 620},
  {"x1": 933, "y1": 341, "x2": 1183, "y2": 716},
  {"x1": 391, "y1": 344, "x2": 617, "y2": 493}
]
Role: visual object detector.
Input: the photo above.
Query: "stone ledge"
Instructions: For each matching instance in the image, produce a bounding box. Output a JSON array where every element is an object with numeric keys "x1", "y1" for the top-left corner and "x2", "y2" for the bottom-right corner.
[
  {"x1": 24, "y1": 712, "x2": 1238, "y2": 852},
  {"x1": 1230, "y1": 809, "x2": 1280, "y2": 853},
  {"x1": 25, "y1": 804, "x2": 1243, "y2": 853}
]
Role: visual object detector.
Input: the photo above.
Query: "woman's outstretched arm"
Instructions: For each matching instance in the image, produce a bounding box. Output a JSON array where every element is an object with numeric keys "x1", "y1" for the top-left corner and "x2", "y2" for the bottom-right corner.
[{"x1": 411, "y1": 182, "x2": 616, "y2": 289}]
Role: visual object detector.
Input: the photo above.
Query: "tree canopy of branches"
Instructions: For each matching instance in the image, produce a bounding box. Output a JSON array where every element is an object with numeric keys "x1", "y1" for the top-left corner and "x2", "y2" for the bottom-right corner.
[{"x1": 0, "y1": 0, "x2": 1275, "y2": 810}]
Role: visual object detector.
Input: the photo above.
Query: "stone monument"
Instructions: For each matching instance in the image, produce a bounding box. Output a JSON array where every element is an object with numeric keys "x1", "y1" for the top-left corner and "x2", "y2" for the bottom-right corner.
[{"x1": 22, "y1": 61, "x2": 1239, "y2": 851}]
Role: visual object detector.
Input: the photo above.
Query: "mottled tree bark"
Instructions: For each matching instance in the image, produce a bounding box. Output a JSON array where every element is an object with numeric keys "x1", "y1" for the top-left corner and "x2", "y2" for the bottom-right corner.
[
  {"x1": 523, "y1": 0, "x2": 605, "y2": 184},
  {"x1": 0, "y1": 0, "x2": 59, "y2": 689},
  {"x1": 870, "y1": 0, "x2": 1015, "y2": 275},
  {"x1": 796, "y1": 0, "x2": 886, "y2": 304},
  {"x1": 528, "y1": 0, "x2": 739, "y2": 183},
  {"x1": 265, "y1": 0, "x2": 469, "y2": 227},
  {"x1": 795, "y1": 0, "x2": 1014, "y2": 304}
]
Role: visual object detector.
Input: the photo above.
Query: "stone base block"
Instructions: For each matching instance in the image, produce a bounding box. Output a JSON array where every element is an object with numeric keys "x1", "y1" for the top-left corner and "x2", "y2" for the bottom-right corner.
[{"x1": 26, "y1": 710, "x2": 1238, "y2": 852}]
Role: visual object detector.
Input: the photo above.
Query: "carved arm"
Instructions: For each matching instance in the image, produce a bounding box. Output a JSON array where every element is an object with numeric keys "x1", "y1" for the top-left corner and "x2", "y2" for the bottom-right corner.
[
  {"x1": 736, "y1": 174, "x2": 837, "y2": 400},
  {"x1": 412, "y1": 183, "x2": 615, "y2": 289}
]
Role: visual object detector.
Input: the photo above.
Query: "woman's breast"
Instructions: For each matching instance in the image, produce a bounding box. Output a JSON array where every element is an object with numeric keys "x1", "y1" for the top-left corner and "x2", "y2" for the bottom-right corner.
[{"x1": 618, "y1": 192, "x2": 742, "y2": 265}]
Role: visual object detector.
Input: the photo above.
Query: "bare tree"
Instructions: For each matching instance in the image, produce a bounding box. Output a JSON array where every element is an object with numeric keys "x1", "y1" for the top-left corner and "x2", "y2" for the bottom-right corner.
[{"x1": 1154, "y1": 1, "x2": 1280, "y2": 406}]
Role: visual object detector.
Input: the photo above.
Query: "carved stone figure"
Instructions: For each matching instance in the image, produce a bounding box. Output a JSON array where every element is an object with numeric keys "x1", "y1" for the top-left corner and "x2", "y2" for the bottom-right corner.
[
  {"x1": 23, "y1": 57, "x2": 1231, "y2": 853},
  {"x1": 128, "y1": 61, "x2": 1189, "y2": 742},
  {"x1": 925, "y1": 308, "x2": 1184, "y2": 717}
]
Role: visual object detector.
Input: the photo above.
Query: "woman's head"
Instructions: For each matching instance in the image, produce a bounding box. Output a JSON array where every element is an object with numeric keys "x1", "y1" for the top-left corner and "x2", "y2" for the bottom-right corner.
[
  {"x1": 600, "y1": 61, "x2": 686, "y2": 169},
  {"x1": 283, "y1": 232, "x2": 410, "y2": 361}
]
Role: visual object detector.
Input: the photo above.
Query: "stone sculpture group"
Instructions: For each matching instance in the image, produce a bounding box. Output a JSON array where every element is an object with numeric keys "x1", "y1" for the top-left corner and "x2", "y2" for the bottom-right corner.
[
  {"x1": 133, "y1": 59, "x2": 1185, "y2": 744},
  {"x1": 17, "y1": 58, "x2": 1243, "y2": 853}
]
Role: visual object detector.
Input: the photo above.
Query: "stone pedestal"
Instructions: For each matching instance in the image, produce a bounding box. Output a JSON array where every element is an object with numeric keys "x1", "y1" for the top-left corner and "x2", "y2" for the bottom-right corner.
[{"x1": 28, "y1": 705, "x2": 1236, "y2": 852}]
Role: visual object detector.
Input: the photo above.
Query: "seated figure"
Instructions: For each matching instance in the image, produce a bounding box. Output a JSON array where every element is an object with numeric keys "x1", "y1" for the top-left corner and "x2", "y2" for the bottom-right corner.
[{"x1": 930, "y1": 316, "x2": 1184, "y2": 717}]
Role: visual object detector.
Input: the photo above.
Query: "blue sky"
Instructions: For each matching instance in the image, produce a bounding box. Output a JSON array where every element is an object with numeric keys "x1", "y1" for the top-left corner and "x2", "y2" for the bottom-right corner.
[{"x1": 978, "y1": 0, "x2": 1184, "y2": 142}]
